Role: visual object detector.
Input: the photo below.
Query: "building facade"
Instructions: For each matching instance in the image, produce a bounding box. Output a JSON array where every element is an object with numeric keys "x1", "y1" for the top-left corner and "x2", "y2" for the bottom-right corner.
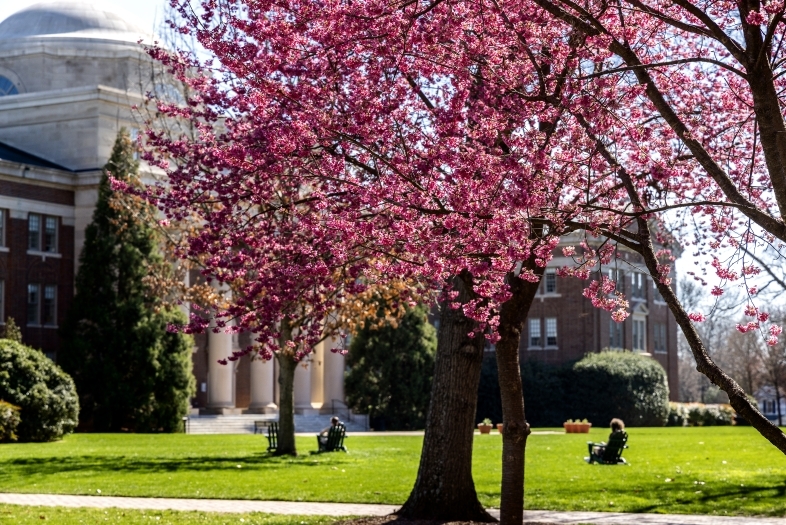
[
  {"x1": 521, "y1": 239, "x2": 679, "y2": 400},
  {"x1": 0, "y1": 0, "x2": 352, "y2": 416}
]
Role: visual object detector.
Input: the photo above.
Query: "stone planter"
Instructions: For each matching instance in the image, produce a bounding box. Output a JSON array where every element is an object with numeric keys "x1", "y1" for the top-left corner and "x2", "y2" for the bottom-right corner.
[
  {"x1": 563, "y1": 422, "x2": 592, "y2": 433},
  {"x1": 497, "y1": 423, "x2": 504, "y2": 434}
]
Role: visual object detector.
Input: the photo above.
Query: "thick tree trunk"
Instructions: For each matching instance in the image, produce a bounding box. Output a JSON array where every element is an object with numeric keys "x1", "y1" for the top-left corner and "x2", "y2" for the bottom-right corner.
[
  {"x1": 495, "y1": 258, "x2": 544, "y2": 525},
  {"x1": 275, "y1": 320, "x2": 298, "y2": 456},
  {"x1": 398, "y1": 273, "x2": 495, "y2": 522}
]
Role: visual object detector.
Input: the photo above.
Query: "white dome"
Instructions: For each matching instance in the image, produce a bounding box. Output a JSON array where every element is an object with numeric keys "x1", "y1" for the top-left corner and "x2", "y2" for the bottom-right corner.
[{"x1": 0, "y1": 1, "x2": 152, "y2": 43}]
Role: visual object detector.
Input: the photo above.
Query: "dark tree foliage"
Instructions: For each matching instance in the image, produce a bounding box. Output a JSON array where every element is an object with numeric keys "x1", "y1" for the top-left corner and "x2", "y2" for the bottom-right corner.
[
  {"x1": 0, "y1": 340, "x2": 78, "y2": 442},
  {"x1": 59, "y1": 129, "x2": 194, "y2": 433},
  {"x1": 345, "y1": 305, "x2": 437, "y2": 430},
  {"x1": 478, "y1": 351, "x2": 670, "y2": 427}
]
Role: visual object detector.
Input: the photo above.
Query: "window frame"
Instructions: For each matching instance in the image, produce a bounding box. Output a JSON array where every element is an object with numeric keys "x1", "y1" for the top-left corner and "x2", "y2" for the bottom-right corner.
[
  {"x1": 43, "y1": 284, "x2": 57, "y2": 326},
  {"x1": 529, "y1": 318, "x2": 542, "y2": 348},
  {"x1": 28, "y1": 213, "x2": 41, "y2": 251},
  {"x1": 28, "y1": 213, "x2": 59, "y2": 254},
  {"x1": 545, "y1": 317, "x2": 557, "y2": 347},
  {"x1": 544, "y1": 269, "x2": 557, "y2": 294},
  {"x1": 27, "y1": 283, "x2": 40, "y2": 326}
]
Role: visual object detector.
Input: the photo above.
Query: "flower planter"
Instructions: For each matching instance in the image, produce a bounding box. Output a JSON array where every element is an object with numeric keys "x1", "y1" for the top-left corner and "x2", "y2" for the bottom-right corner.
[
  {"x1": 497, "y1": 423, "x2": 504, "y2": 434},
  {"x1": 477, "y1": 424, "x2": 492, "y2": 434},
  {"x1": 563, "y1": 422, "x2": 592, "y2": 433}
]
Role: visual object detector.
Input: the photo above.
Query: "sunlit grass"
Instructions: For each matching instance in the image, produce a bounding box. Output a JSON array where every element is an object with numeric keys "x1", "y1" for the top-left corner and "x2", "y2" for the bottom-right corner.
[
  {"x1": 0, "y1": 428, "x2": 783, "y2": 516},
  {"x1": 0, "y1": 505, "x2": 341, "y2": 524}
]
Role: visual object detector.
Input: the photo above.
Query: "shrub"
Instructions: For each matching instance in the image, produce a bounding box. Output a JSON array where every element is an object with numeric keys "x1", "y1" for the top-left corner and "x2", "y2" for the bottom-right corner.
[
  {"x1": 0, "y1": 340, "x2": 79, "y2": 441},
  {"x1": 676, "y1": 403, "x2": 734, "y2": 426},
  {"x1": 567, "y1": 351, "x2": 670, "y2": 427},
  {"x1": 667, "y1": 402, "x2": 688, "y2": 426},
  {"x1": 345, "y1": 305, "x2": 436, "y2": 430},
  {"x1": 0, "y1": 400, "x2": 21, "y2": 442}
]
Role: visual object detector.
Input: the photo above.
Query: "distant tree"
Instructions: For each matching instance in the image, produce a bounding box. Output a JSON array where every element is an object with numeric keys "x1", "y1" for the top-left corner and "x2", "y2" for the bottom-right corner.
[
  {"x1": 345, "y1": 305, "x2": 437, "y2": 430},
  {"x1": 761, "y1": 309, "x2": 786, "y2": 426},
  {"x1": 59, "y1": 129, "x2": 195, "y2": 432},
  {"x1": 2, "y1": 318, "x2": 22, "y2": 344}
]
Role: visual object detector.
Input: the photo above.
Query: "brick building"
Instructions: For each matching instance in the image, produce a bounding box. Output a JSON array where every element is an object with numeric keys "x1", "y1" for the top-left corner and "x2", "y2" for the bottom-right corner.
[{"x1": 521, "y1": 236, "x2": 679, "y2": 400}]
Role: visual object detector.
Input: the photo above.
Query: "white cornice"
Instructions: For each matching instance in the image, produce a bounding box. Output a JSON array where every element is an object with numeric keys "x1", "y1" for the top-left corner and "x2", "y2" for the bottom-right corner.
[{"x1": 0, "y1": 85, "x2": 144, "y2": 111}]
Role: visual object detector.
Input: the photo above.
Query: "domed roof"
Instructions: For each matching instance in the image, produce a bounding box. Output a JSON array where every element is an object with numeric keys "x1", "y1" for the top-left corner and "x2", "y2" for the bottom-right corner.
[{"x1": 0, "y1": 1, "x2": 152, "y2": 43}]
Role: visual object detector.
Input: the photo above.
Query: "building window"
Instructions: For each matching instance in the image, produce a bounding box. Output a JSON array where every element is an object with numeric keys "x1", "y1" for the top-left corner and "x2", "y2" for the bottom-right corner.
[
  {"x1": 43, "y1": 285, "x2": 57, "y2": 326},
  {"x1": 27, "y1": 284, "x2": 40, "y2": 325},
  {"x1": 545, "y1": 317, "x2": 557, "y2": 346},
  {"x1": 0, "y1": 76, "x2": 18, "y2": 97},
  {"x1": 633, "y1": 318, "x2": 646, "y2": 351},
  {"x1": 28, "y1": 214, "x2": 58, "y2": 253},
  {"x1": 653, "y1": 323, "x2": 667, "y2": 353},
  {"x1": 632, "y1": 272, "x2": 645, "y2": 298},
  {"x1": 608, "y1": 268, "x2": 625, "y2": 293},
  {"x1": 44, "y1": 217, "x2": 57, "y2": 252},
  {"x1": 609, "y1": 317, "x2": 624, "y2": 348},
  {"x1": 28, "y1": 214, "x2": 41, "y2": 250},
  {"x1": 0, "y1": 280, "x2": 4, "y2": 322},
  {"x1": 544, "y1": 270, "x2": 557, "y2": 294},
  {"x1": 529, "y1": 318, "x2": 541, "y2": 347},
  {"x1": 0, "y1": 209, "x2": 5, "y2": 246}
]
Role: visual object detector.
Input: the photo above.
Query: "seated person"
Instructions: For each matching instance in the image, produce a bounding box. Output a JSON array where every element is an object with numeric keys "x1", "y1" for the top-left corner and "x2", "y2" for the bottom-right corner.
[
  {"x1": 317, "y1": 416, "x2": 341, "y2": 446},
  {"x1": 589, "y1": 418, "x2": 625, "y2": 460}
]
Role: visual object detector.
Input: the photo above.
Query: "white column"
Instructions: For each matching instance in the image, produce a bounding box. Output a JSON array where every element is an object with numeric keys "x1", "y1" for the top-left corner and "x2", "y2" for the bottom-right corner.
[
  {"x1": 248, "y1": 356, "x2": 277, "y2": 414},
  {"x1": 294, "y1": 358, "x2": 318, "y2": 415},
  {"x1": 206, "y1": 283, "x2": 235, "y2": 413},
  {"x1": 206, "y1": 322, "x2": 235, "y2": 411},
  {"x1": 323, "y1": 336, "x2": 345, "y2": 407},
  {"x1": 310, "y1": 342, "x2": 325, "y2": 410}
]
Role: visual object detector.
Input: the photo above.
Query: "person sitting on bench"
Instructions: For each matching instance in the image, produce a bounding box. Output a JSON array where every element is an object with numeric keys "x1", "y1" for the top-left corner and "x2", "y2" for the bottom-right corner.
[
  {"x1": 318, "y1": 416, "x2": 341, "y2": 446},
  {"x1": 591, "y1": 418, "x2": 625, "y2": 458}
]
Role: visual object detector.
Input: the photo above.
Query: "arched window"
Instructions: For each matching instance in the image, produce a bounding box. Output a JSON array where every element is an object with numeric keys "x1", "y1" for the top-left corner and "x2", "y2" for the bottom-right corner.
[{"x1": 0, "y1": 76, "x2": 19, "y2": 96}]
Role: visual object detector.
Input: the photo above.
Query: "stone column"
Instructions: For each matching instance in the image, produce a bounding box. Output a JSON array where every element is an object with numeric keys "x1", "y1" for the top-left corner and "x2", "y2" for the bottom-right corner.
[
  {"x1": 294, "y1": 358, "x2": 318, "y2": 415},
  {"x1": 323, "y1": 336, "x2": 345, "y2": 408},
  {"x1": 310, "y1": 342, "x2": 325, "y2": 411},
  {"x1": 247, "y1": 356, "x2": 278, "y2": 414},
  {"x1": 205, "y1": 283, "x2": 235, "y2": 414}
]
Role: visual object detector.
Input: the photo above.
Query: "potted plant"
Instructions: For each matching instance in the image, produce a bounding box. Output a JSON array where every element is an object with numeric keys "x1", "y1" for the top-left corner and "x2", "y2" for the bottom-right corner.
[
  {"x1": 578, "y1": 418, "x2": 592, "y2": 433},
  {"x1": 478, "y1": 418, "x2": 493, "y2": 434},
  {"x1": 496, "y1": 422, "x2": 504, "y2": 434},
  {"x1": 563, "y1": 419, "x2": 575, "y2": 433}
]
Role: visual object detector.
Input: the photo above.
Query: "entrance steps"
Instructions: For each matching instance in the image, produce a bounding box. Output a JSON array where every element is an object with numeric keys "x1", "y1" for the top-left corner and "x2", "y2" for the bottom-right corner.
[{"x1": 184, "y1": 413, "x2": 369, "y2": 435}]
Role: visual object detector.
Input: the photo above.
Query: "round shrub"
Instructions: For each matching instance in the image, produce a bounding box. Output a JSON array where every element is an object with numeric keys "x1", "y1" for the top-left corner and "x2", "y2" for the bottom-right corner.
[
  {"x1": 0, "y1": 400, "x2": 21, "y2": 442},
  {"x1": 569, "y1": 351, "x2": 669, "y2": 427},
  {"x1": 0, "y1": 340, "x2": 79, "y2": 441}
]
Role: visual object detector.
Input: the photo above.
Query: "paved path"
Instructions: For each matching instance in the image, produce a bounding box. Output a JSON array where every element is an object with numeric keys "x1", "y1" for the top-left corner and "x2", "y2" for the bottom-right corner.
[{"x1": 0, "y1": 493, "x2": 784, "y2": 524}]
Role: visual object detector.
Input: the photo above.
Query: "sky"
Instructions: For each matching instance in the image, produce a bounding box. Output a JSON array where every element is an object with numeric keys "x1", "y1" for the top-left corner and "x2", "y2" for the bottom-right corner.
[{"x1": 0, "y1": 0, "x2": 168, "y2": 35}]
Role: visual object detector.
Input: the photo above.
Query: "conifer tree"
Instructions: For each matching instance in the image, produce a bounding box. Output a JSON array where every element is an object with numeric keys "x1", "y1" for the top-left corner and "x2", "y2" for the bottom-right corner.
[{"x1": 59, "y1": 129, "x2": 194, "y2": 432}]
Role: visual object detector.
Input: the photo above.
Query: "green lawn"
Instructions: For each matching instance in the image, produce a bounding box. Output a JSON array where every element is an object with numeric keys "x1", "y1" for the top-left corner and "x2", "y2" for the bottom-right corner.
[
  {"x1": 0, "y1": 506, "x2": 339, "y2": 524},
  {"x1": 0, "y1": 428, "x2": 783, "y2": 516}
]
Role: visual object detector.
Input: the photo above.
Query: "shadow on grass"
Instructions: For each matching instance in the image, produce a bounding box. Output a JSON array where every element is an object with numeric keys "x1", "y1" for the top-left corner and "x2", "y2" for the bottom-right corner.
[{"x1": 0, "y1": 452, "x2": 355, "y2": 477}]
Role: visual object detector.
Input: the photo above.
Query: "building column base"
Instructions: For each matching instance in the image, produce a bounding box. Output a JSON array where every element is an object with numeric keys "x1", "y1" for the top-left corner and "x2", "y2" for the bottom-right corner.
[
  {"x1": 244, "y1": 403, "x2": 278, "y2": 415},
  {"x1": 200, "y1": 407, "x2": 243, "y2": 415}
]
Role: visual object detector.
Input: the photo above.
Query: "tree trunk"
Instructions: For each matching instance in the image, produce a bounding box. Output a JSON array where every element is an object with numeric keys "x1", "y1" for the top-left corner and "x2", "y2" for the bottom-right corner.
[
  {"x1": 398, "y1": 272, "x2": 495, "y2": 522},
  {"x1": 275, "y1": 320, "x2": 298, "y2": 456},
  {"x1": 495, "y1": 258, "x2": 544, "y2": 525}
]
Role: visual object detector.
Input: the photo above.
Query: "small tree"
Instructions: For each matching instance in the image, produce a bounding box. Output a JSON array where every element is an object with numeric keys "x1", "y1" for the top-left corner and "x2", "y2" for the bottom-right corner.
[
  {"x1": 59, "y1": 129, "x2": 195, "y2": 432},
  {"x1": 345, "y1": 305, "x2": 436, "y2": 430},
  {"x1": 1, "y1": 318, "x2": 22, "y2": 344}
]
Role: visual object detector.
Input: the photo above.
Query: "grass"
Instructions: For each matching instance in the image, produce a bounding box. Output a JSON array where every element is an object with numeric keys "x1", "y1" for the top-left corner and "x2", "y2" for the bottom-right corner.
[
  {"x1": 0, "y1": 428, "x2": 784, "y2": 516},
  {"x1": 0, "y1": 506, "x2": 341, "y2": 524}
]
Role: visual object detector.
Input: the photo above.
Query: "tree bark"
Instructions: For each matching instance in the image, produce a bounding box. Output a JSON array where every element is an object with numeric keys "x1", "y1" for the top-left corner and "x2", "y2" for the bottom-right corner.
[
  {"x1": 398, "y1": 272, "x2": 495, "y2": 522},
  {"x1": 275, "y1": 320, "x2": 298, "y2": 456},
  {"x1": 495, "y1": 258, "x2": 544, "y2": 525}
]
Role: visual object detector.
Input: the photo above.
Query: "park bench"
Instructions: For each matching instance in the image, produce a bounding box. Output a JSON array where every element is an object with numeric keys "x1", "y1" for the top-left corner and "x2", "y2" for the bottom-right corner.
[
  {"x1": 585, "y1": 430, "x2": 628, "y2": 464},
  {"x1": 256, "y1": 421, "x2": 278, "y2": 453},
  {"x1": 317, "y1": 423, "x2": 347, "y2": 453}
]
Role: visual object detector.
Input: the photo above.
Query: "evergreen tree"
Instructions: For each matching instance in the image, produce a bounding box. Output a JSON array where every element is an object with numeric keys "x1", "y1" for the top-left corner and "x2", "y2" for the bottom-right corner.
[
  {"x1": 2, "y1": 318, "x2": 23, "y2": 343},
  {"x1": 345, "y1": 305, "x2": 436, "y2": 430},
  {"x1": 59, "y1": 129, "x2": 194, "y2": 432}
]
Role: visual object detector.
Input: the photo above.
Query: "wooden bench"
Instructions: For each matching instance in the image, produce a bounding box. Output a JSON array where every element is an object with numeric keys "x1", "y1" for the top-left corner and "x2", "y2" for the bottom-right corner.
[
  {"x1": 585, "y1": 430, "x2": 628, "y2": 464},
  {"x1": 257, "y1": 421, "x2": 278, "y2": 453},
  {"x1": 317, "y1": 423, "x2": 347, "y2": 453}
]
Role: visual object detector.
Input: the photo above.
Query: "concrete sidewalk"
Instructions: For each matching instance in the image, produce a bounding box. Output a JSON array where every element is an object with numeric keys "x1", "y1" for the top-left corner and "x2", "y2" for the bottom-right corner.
[{"x1": 0, "y1": 493, "x2": 784, "y2": 524}]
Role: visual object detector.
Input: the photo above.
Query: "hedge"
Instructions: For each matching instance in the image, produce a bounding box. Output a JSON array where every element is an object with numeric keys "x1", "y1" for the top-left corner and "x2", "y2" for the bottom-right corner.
[
  {"x1": 0, "y1": 340, "x2": 79, "y2": 441},
  {"x1": 0, "y1": 400, "x2": 20, "y2": 442},
  {"x1": 477, "y1": 350, "x2": 670, "y2": 427}
]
